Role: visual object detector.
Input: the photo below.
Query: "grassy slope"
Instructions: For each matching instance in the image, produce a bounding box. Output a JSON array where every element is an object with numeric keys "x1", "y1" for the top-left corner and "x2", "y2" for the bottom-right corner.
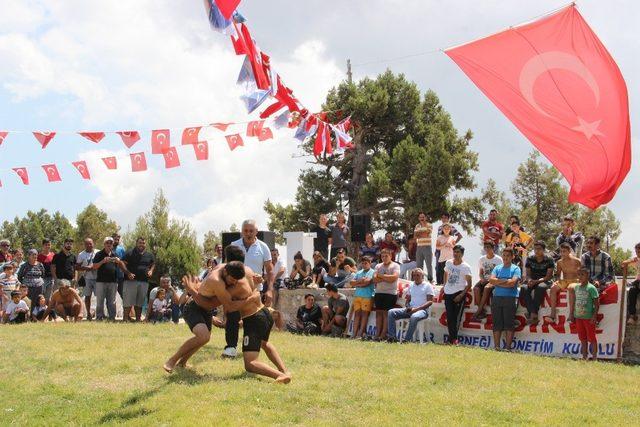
[{"x1": 0, "y1": 323, "x2": 638, "y2": 426}]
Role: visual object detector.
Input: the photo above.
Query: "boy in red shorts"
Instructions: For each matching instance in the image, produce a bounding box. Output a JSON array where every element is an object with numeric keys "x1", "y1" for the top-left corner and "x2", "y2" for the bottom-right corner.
[{"x1": 569, "y1": 268, "x2": 600, "y2": 360}]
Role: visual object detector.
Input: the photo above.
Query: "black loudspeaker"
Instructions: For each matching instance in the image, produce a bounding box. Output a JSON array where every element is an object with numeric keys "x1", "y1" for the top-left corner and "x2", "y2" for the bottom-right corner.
[
  {"x1": 350, "y1": 214, "x2": 371, "y2": 242},
  {"x1": 221, "y1": 231, "x2": 276, "y2": 261}
]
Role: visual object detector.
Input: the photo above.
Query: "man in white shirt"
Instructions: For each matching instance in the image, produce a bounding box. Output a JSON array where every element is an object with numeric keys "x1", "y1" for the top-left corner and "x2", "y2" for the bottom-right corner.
[
  {"x1": 75, "y1": 238, "x2": 98, "y2": 320},
  {"x1": 387, "y1": 268, "x2": 434, "y2": 342},
  {"x1": 443, "y1": 245, "x2": 472, "y2": 344},
  {"x1": 472, "y1": 241, "x2": 503, "y2": 321},
  {"x1": 270, "y1": 248, "x2": 287, "y2": 289}
]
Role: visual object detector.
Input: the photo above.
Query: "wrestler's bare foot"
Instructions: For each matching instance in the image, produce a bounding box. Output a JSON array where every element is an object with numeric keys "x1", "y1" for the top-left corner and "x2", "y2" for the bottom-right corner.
[
  {"x1": 163, "y1": 360, "x2": 176, "y2": 373},
  {"x1": 176, "y1": 361, "x2": 191, "y2": 369},
  {"x1": 275, "y1": 372, "x2": 292, "y2": 384}
]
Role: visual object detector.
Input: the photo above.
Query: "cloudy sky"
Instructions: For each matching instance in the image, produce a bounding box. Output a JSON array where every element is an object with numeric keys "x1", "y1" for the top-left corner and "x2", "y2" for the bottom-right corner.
[{"x1": 0, "y1": 0, "x2": 637, "y2": 257}]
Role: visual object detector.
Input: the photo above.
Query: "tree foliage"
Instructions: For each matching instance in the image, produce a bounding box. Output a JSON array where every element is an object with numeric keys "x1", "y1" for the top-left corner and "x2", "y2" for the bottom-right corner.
[
  {"x1": 202, "y1": 223, "x2": 239, "y2": 258},
  {"x1": 0, "y1": 210, "x2": 75, "y2": 251}
]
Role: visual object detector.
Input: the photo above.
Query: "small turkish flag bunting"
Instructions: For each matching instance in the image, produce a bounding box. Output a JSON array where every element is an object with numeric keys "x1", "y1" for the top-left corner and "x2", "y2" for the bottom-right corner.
[
  {"x1": 246, "y1": 120, "x2": 264, "y2": 137},
  {"x1": 181, "y1": 127, "x2": 202, "y2": 145},
  {"x1": 225, "y1": 134, "x2": 244, "y2": 151},
  {"x1": 130, "y1": 152, "x2": 147, "y2": 172},
  {"x1": 33, "y1": 132, "x2": 56, "y2": 149},
  {"x1": 257, "y1": 127, "x2": 273, "y2": 142},
  {"x1": 42, "y1": 164, "x2": 62, "y2": 182},
  {"x1": 102, "y1": 156, "x2": 118, "y2": 170},
  {"x1": 193, "y1": 141, "x2": 209, "y2": 160},
  {"x1": 12, "y1": 167, "x2": 29, "y2": 185},
  {"x1": 151, "y1": 129, "x2": 171, "y2": 154},
  {"x1": 72, "y1": 161, "x2": 91, "y2": 180},
  {"x1": 163, "y1": 147, "x2": 181, "y2": 169},
  {"x1": 211, "y1": 122, "x2": 232, "y2": 132},
  {"x1": 0, "y1": 131, "x2": 8, "y2": 146},
  {"x1": 78, "y1": 132, "x2": 105, "y2": 143},
  {"x1": 116, "y1": 131, "x2": 141, "y2": 148},
  {"x1": 214, "y1": 0, "x2": 240, "y2": 20}
]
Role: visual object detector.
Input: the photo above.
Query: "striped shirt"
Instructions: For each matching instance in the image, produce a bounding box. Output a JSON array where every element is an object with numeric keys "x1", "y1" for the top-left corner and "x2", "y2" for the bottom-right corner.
[
  {"x1": 414, "y1": 223, "x2": 433, "y2": 247},
  {"x1": 581, "y1": 250, "x2": 614, "y2": 284}
]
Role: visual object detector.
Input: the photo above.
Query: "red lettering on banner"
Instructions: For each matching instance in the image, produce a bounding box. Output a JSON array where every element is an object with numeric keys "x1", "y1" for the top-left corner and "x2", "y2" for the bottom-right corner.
[
  {"x1": 438, "y1": 312, "x2": 447, "y2": 327},
  {"x1": 541, "y1": 317, "x2": 567, "y2": 334},
  {"x1": 462, "y1": 312, "x2": 481, "y2": 330}
]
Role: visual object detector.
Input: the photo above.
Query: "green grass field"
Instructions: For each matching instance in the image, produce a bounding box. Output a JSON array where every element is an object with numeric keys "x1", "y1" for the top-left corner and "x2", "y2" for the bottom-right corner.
[{"x1": 1, "y1": 323, "x2": 638, "y2": 426}]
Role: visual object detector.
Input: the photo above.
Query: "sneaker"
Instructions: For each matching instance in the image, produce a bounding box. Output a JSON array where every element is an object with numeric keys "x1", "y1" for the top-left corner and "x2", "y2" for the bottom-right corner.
[{"x1": 221, "y1": 347, "x2": 237, "y2": 358}]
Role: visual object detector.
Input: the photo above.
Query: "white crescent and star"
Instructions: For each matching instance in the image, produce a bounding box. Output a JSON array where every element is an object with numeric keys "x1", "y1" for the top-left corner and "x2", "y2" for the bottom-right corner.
[
  {"x1": 519, "y1": 51, "x2": 604, "y2": 141},
  {"x1": 134, "y1": 154, "x2": 143, "y2": 164},
  {"x1": 197, "y1": 143, "x2": 206, "y2": 152}
]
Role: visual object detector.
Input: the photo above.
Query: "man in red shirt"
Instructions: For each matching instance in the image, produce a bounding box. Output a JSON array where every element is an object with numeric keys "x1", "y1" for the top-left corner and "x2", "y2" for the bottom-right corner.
[
  {"x1": 0, "y1": 240, "x2": 12, "y2": 264},
  {"x1": 482, "y1": 209, "x2": 504, "y2": 253},
  {"x1": 379, "y1": 232, "x2": 400, "y2": 261}
]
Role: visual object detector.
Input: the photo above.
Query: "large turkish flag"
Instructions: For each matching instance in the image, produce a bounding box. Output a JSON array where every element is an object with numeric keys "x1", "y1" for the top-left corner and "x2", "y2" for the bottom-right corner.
[{"x1": 446, "y1": 5, "x2": 630, "y2": 208}]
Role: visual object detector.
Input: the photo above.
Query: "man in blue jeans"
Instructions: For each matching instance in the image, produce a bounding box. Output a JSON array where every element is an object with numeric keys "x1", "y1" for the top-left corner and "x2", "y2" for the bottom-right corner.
[{"x1": 387, "y1": 268, "x2": 435, "y2": 342}]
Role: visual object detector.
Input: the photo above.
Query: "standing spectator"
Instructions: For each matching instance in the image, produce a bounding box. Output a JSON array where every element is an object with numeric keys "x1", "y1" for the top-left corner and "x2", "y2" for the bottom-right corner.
[
  {"x1": 435, "y1": 224, "x2": 456, "y2": 285},
  {"x1": 0, "y1": 263, "x2": 19, "y2": 310},
  {"x1": 311, "y1": 251, "x2": 330, "y2": 287},
  {"x1": 17, "y1": 249, "x2": 45, "y2": 310},
  {"x1": 399, "y1": 236, "x2": 417, "y2": 279},
  {"x1": 288, "y1": 294, "x2": 322, "y2": 334},
  {"x1": 472, "y1": 241, "x2": 503, "y2": 321},
  {"x1": 92, "y1": 237, "x2": 122, "y2": 321},
  {"x1": 3, "y1": 291, "x2": 29, "y2": 324},
  {"x1": 211, "y1": 244, "x2": 223, "y2": 266},
  {"x1": 42, "y1": 280, "x2": 84, "y2": 322},
  {"x1": 288, "y1": 252, "x2": 312, "y2": 288},
  {"x1": 359, "y1": 232, "x2": 380, "y2": 264},
  {"x1": 312, "y1": 214, "x2": 333, "y2": 259},
  {"x1": 37, "y1": 239, "x2": 55, "y2": 303},
  {"x1": 148, "y1": 275, "x2": 180, "y2": 323},
  {"x1": 122, "y1": 237, "x2": 155, "y2": 322},
  {"x1": 51, "y1": 238, "x2": 76, "y2": 294},
  {"x1": 270, "y1": 248, "x2": 287, "y2": 289},
  {"x1": 76, "y1": 238, "x2": 97, "y2": 320},
  {"x1": 504, "y1": 215, "x2": 522, "y2": 240},
  {"x1": 387, "y1": 268, "x2": 434, "y2": 342},
  {"x1": 330, "y1": 212, "x2": 350, "y2": 258},
  {"x1": 112, "y1": 233, "x2": 126, "y2": 301},
  {"x1": 12, "y1": 249, "x2": 25, "y2": 271},
  {"x1": 443, "y1": 245, "x2": 472, "y2": 344},
  {"x1": 522, "y1": 241, "x2": 555, "y2": 325},
  {"x1": 199, "y1": 258, "x2": 215, "y2": 281},
  {"x1": 489, "y1": 248, "x2": 521, "y2": 351},
  {"x1": 555, "y1": 216, "x2": 584, "y2": 258},
  {"x1": 568, "y1": 268, "x2": 600, "y2": 360},
  {"x1": 581, "y1": 236, "x2": 614, "y2": 293},
  {"x1": 379, "y1": 232, "x2": 400, "y2": 261},
  {"x1": 373, "y1": 249, "x2": 400, "y2": 341},
  {"x1": 504, "y1": 221, "x2": 533, "y2": 270},
  {"x1": 482, "y1": 209, "x2": 504, "y2": 253},
  {"x1": 321, "y1": 283, "x2": 349, "y2": 336},
  {"x1": 0, "y1": 239, "x2": 12, "y2": 265},
  {"x1": 622, "y1": 243, "x2": 640, "y2": 325},
  {"x1": 546, "y1": 243, "x2": 582, "y2": 324},
  {"x1": 349, "y1": 256, "x2": 375, "y2": 339},
  {"x1": 434, "y1": 213, "x2": 464, "y2": 270},
  {"x1": 414, "y1": 212, "x2": 434, "y2": 282}
]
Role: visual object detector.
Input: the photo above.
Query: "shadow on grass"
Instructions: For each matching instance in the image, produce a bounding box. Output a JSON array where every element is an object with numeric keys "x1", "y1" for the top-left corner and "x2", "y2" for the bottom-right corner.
[
  {"x1": 165, "y1": 368, "x2": 249, "y2": 385},
  {"x1": 98, "y1": 407, "x2": 155, "y2": 424}
]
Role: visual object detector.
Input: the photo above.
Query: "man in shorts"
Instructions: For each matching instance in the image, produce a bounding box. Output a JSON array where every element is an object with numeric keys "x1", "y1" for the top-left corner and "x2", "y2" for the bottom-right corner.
[
  {"x1": 372, "y1": 249, "x2": 400, "y2": 341},
  {"x1": 489, "y1": 248, "x2": 521, "y2": 351},
  {"x1": 42, "y1": 279, "x2": 84, "y2": 321},
  {"x1": 472, "y1": 241, "x2": 503, "y2": 321},
  {"x1": 545, "y1": 243, "x2": 582, "y2": 324}
]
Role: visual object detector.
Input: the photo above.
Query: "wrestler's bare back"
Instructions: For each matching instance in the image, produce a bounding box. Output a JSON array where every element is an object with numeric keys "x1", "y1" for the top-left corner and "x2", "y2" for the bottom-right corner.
[{"x1": 198, "y1": 265, "x2": 263, "y2": 318}]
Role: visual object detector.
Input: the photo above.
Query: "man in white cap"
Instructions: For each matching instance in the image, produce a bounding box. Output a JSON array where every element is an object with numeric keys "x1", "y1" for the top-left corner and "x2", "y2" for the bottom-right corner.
[{"x1": 92, "y1": 237, "x2": 126, "y2": 321}]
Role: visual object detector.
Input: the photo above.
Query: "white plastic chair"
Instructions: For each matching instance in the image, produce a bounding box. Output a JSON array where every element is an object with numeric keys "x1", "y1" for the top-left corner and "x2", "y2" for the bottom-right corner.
[{"x1": 396, "y1": 317, "x2": 430, "y2": 344}]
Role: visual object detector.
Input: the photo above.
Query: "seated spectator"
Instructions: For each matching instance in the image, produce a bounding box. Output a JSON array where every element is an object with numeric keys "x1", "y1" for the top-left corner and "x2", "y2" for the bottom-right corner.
[
  {"x1": 379, "y1": 232, "x2": 400, "y2": 261},
  {"x1": 321, "y1": 283, "x2": 349, "y2": 336},
  {"x1": 3, "y1": 291, "x2": 29, "y2": 324},
  {"x1": 568, "y1": 267, "x2": 599, "y2": 360},
  {"x1": 622, "y1": 243, "x2": 640, "y2": 325},
  {"x1": 287, "y1": 293, "x2": 322, "y2": 334},
  {"x1": 323, "y1": 251, "x2": 356, "y2": 288},
  {"x1": 503, "y1": 215, "x2": 522, "y2": 240},
  {"x1": 19, "y1": 284, "x2": 31, "y2": 311},
  {"x1": 489, "y1": 248, "x2": 521, "y2": 351},
  {"x1": 555, "y1": 216, "x2": 584, "y2": 259},
  {"x1": 443, "y1": 245, "x2": 473, "y2": 344},
  {"x1": 373, "y1": 249, "x2": 400, "y2": 341},
  {"x1": 522, "y1": 241, "x2": 555, "y2": 325},
  {"x1": 311, "y1": 251, "x2": 330, "y2": 288},
  {"x1": 147, "y1": 275, "x2": 180, "y2": 323},
  {"x1": 359, "y1": 232, "x2": 380, "y2": 264},
  {"x1": 271, "y1": 248, "x2": 287, "y2": 289},
  {"x1": 0, "y1": 263, "x2": 19, "y2": 310},
  {"x1": 546, "y1": 243, "x2": 582, "y2": 324},
  {"x1": 399, "y1": 236, "x2": 417, "y2": 280},
  {"x1": 387, "y1": 268, "x2": 434, "y2": 342},
  {"x1": 472, "y1": 241, "x2": 503, "y2": 321},
  {"x1": 31, "y1": 294, "x2": 56, "y2": 322},
  {"x1": 287, "y1": 252, "x2": 312, "y2": 288},
  {"x1": 42, "y1": 280, "x2": 83, "y2": 322},
  {"x1": 435, "y1": 224, "x2": 456, "y2": 285},
  {"x1": 504, "y1": 221, "x2": 533, "y2": 270},
  {"x1": 17, "y1": 249, "x2": 45, "y2": 310},
  {"x1": 150, "y1": 288, "x2": 171, "y2": 323},
  {"x1": 581, "y1": 236, "x2": 614, "y2": 293},
  {"x1": 349, "y1": 256, "x2": 375, "y2": 339}
]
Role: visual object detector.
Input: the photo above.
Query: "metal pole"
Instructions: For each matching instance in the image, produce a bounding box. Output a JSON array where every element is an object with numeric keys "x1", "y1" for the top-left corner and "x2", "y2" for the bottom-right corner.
[{"x1": 347, "y1": 59, "x2": 353, "y2": 84}]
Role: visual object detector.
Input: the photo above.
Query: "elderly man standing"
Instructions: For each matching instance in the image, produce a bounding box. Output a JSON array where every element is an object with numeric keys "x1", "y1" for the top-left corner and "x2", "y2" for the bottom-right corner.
[
  {"x1": 224, "y1": 220, "x2": 273, "y2": 358},
  {"x1": 92, "y1": 237, "x2": 124, "y2": 321},
  {"x1": 122, "y1": 237, "x2": 155, "y2": 322}
]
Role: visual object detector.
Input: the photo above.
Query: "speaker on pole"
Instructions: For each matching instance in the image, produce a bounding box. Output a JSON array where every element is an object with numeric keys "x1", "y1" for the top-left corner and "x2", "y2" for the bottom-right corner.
[{"x1": 350, "y1": 214, "x2": 371, "y2": 242}]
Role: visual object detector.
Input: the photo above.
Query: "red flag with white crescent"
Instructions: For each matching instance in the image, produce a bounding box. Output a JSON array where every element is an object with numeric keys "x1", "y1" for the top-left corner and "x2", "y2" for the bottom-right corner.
[
  {"x1": 0, "y1": 131, "x2": 8, "y2": 146},
  {"x1": 151, "y1": 129, "x2": 171, "y2": 154},
  {"x1": 225, "y1": 134, "x2": 244, "y2": 151},
  {"x1": 116, "y1": 131, "x2": 141, "y2": 148},
  {"x1": 257, "y1": 127, "x2": 273, "y2": 142},
  {"x1": 78, "y1": 132, "x2": 105, "y2": 143},
  {"x1": 102, "y1": 156, "x2": 118, "y2": 170},
  {"x1": 445, "y1": 5, "x2": 630, "y2": 208},
  {"x1": 33, "y1": 132, "x2": 56, "y2": 149},
  {"x1": 42, "y1": 164, "x2": 62, "y2": 182},
  {"x1": 181, "y1": 127, "x2": 202, "y2": 145},
  {"x1": 130, "y1": 152, "x2": 148, "y2": 172},
  {"x1": 163, "y1": 147, "x2": 181, "y2": 169},
  {"x1": 12, "y1": 167, "x2": 29, "y2": 185},
  {"x1": 193, "y1": 141, "x2": 209, "y2": 160},
  {"x1": 246, "y1": 120, "x2": 264, "y2": 137},
  {"x1": 72, "y1": 161, "x2": 91, "y2": 180},
  {"x1": 211, "y1": 122, "x2": 233, "y2": 132}
]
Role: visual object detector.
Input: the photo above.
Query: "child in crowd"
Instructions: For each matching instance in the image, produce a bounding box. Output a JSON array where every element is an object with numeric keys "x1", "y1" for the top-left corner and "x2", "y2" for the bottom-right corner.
[
  {"x1": 3, "y1": 291, "x2": 29, "y2": 324},
  {"x1": 0, "y1": 263, "x2": 20, "y2": 312},
  {"x1": 31, "y1": 294, "x2": 55, "y2": 322},
  {"x1": 19, "y1": 284, "x2": 31, "y2": 311},
  {"x1": 151, "y1": 288, "x2": 170, "y2": 323},
  {"x1": 435, "y1": 224, "x2": 456, "y2": 285},
  {"x1": 349, "y1": 256, "x2": 375, "y2": 339},
  {"x1": 569, "y1": 268, "x2": 600, "y2": 361}
]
